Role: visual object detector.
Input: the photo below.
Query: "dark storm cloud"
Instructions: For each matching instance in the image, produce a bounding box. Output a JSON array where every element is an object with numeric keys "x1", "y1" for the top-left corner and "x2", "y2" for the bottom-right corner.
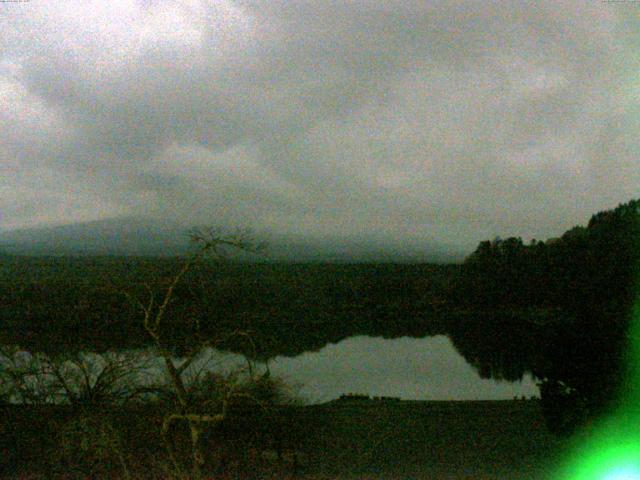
[{"x1": 1, "y1": 0, "x2": 639, "y2": 249}]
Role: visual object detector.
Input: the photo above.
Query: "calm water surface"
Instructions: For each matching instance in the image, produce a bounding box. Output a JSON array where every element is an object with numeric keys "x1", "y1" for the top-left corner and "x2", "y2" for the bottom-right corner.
[
  {"x1": 265, "y1": 335, "x2": 539, "y2": 403},
  {"x1": 6, "y1": 335, "x2": 539, "y2": 404}
]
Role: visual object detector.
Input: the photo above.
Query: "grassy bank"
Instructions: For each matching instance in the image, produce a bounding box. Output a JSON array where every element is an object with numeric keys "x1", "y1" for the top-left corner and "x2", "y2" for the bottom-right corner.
[{"x1": 1, "y1": 399, "x2": 569, "y2": 479}]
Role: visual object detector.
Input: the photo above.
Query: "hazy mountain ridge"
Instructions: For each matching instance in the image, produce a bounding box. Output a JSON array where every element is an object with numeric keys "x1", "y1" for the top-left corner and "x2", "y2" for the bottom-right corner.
[
  {"x1": 0, "y1": 217, "x2": 465, "y2": 263},
  {"x1": 0, "y1": 217, "x2": 190, "y2": 257}
]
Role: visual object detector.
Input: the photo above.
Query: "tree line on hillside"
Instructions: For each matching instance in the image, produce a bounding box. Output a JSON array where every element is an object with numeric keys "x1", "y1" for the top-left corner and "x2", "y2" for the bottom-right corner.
[
  {"x1": 0, "y1": 258, "x2": 454, "y2": 357},
  {"x1": 449, "y1": 198, "x2": 640, "y2": 434}
]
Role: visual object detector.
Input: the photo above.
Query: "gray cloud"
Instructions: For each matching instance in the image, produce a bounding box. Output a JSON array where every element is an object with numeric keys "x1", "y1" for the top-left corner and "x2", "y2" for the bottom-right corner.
[{"x1": 1, "y1": 0, "x2": 639, "y2": 251}]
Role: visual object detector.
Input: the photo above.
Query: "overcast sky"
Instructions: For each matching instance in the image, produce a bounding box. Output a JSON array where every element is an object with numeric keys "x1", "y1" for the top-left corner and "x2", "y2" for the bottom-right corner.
[{"x1": 2, "y1": 0, "x2": 639, "y2": 250}]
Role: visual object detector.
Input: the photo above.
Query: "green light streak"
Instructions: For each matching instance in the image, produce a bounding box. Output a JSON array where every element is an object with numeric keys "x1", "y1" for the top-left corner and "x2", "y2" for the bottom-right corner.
[{"x1": 557, "y1": 302, "x2": 640, "y2": 479}]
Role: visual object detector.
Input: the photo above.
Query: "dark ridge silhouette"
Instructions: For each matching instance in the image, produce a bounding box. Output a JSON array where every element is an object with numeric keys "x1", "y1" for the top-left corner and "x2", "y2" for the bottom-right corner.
[{"x1": 0, "y1": 216, "x2": 465, "y2": 263}]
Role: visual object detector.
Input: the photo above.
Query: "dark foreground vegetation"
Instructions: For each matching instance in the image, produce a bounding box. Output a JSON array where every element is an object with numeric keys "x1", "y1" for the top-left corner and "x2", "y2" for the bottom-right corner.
[
  {"x1": 1, "y1": 395, "x2": 302, "y2": 479},
  {"x1": 1, "y1": 399, "x2": 567, "y2": 480},
  {"x1": 1, "y1": 199, "x2": 640, "y2": 477}
]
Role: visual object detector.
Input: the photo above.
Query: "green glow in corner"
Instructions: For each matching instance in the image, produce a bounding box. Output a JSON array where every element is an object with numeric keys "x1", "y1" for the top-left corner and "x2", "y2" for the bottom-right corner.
[
  {"x1": 557, "y1": 302, "x2": 640, "y2": 479},
  {"x1": 604, "y1": 466, "x2": 640, "y2": 480},
  {"x1": 560, "y1": 437, "x2": 640, "y2": 479}
]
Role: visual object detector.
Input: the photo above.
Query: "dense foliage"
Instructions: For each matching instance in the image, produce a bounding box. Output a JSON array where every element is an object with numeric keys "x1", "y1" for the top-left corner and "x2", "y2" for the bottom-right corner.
[{"x1": 451, "y1": 199, "x2": 640, "y2": 433}]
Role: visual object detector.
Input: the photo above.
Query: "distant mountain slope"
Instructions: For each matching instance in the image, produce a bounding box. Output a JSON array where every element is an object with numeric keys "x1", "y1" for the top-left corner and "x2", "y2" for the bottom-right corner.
[
  {"x1": 0, "y1": 217, "x2": 465, "y2": 263},
  {"x1": 0, "y1": 217, "x2": 191, "y2": 257}
]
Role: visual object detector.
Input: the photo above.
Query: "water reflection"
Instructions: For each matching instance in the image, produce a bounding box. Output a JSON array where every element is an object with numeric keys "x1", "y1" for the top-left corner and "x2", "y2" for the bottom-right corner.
[
  {"x1": 2, "y1": 335, "x2": 539, "y2": 405},
  {"x1": 267, "y1": 335, "x2": 539, "y2": 403}
]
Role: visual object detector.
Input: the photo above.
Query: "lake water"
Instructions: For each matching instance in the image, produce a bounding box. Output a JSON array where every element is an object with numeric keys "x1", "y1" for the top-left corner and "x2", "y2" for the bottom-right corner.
[
  {"x1": 266, "y1": 335, "x2": 539, "y2": 403},
  {"x1": 4, "y1": 335, "x2": 540, "y2": 404}
]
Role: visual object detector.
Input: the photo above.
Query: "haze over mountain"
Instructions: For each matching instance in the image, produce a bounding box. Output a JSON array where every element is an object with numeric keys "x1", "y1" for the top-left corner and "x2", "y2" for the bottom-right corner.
[{"x1": 0, "y1": 217, "x2": 465, "y2": 263}]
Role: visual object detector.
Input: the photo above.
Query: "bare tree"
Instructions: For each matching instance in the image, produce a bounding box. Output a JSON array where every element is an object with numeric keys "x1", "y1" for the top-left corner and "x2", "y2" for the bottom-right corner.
[
  {"x1": 123, "y1": 227, "x2": 269, "y2": 479},
  {"x1": 0, "y1": 348, "x2": 155, "y2": 479},
  {"x1": 0, "y1": 345, "x2": 49, "y2": 404},
  {"x1": 0, "y1": 346, "x2": 155, "y2": 407},
  {"x1": 42, "y1": 350, "x2": 156, "y2": 407}
]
